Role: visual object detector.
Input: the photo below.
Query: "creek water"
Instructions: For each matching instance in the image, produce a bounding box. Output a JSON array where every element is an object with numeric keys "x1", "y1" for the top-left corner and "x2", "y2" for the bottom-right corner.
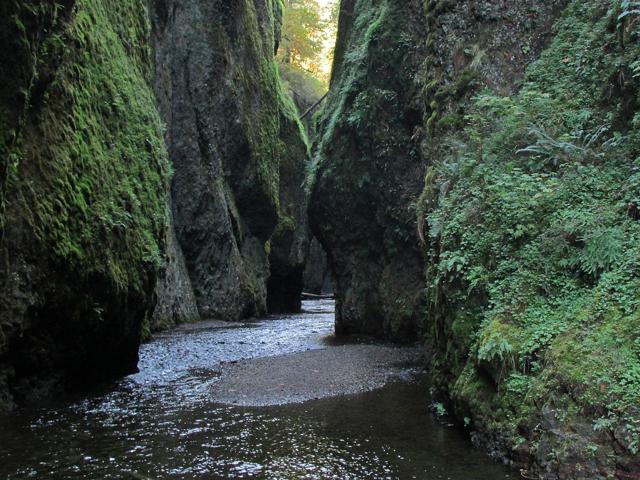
[{"x1": 0, "y1": 300, "x2": 513, "y2": 479}]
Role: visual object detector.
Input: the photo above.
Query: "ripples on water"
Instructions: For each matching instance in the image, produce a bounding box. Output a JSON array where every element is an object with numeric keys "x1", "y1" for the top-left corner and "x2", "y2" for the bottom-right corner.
[{"x1": 0, "y1": 300, "x2": 513, "y2": 479}]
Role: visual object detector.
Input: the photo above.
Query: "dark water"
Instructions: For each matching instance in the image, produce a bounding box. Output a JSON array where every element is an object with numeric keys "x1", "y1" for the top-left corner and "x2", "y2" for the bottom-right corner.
[{"x1": 0, "y1": 300, "x2": 513, "y2": 479}]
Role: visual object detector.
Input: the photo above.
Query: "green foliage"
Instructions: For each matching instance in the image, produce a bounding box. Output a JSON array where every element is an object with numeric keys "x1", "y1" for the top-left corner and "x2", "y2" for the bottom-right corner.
[
  {"x1": 433, "y1": 402, "x2": 448, "y2": 417},
  {"x1": 278, "y1": 0, "x2": 337, "y2": 82},
  {"x1": 423, "y1": 0, "x2": 640, "y2": 460},
  {"x1": 280, "y1": 0, "x2": 325, "y2": 65},
  {"x1": 279, "y1": 62, "x2": 327, "y2": 112},
  {"x1": 516, "y1": 124, "x2": 624, "y2": 169},
  {"x1": 618, "y1": 2, "x2": 640, "y2": 27}
]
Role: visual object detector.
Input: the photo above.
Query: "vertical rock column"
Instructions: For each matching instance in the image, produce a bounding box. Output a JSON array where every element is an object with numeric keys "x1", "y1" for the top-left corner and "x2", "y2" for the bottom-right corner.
[
  {"x1": 0, "y1": 0, "x2": 170, "y2": 409},
  {"x1": 309, "y1": 0, "x2": 429, "y2": 340},
  {"x1": 150, "y1": 0, "x2": 309, "y2": 320}
]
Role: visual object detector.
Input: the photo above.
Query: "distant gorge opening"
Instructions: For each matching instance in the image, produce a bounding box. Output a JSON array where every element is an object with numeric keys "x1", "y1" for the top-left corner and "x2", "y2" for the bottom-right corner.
[
  {"x1": 276, "y1": 0, "x2": 339, "y2": 118},
  {"x1": 267, "y1": 0, "x2": 338, "y2": 313}
]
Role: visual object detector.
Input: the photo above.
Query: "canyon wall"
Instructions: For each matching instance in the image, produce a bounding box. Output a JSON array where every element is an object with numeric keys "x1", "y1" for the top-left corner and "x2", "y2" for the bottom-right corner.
[
  {"x1": 0, "y1": 0, "x2": 310, "y2": 409},
  {"x1": 311, "y1": 0, "x2": 640, "y2": 477},
  {"x1": 150, "y1": 0, "x2": 309, "y2": 322},
  {"x1": 0, "y1": 0, "x2": 170, "y2": 409},
  {"x1": 309, "y1": 0, "x2": 560, "y2": 339}
]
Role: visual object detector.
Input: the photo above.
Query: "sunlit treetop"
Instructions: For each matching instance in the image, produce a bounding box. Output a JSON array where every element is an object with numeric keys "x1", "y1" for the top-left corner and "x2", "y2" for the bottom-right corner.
[{"x1": 278, "y1": 0, "x2": 338, "y2": 84}]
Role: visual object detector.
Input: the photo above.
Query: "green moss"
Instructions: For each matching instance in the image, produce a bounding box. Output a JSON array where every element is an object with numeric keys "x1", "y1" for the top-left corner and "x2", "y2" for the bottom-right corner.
[
  {"x1": 236, "y1": 0, "x2": 309, "y2": 241},
  {"x1": 308, "y1": 0, "x2": 391, "y2": 192},
  {"x1": 272, "y1": 213, "x2": 296, "y2": 242},
  {"x1": 424, "y1": 0, "x2": 640, "y2": 463},
  {"x1": 436, "y1": 113, "x2": 463, "y2": 129},
  {"x1": 5, "y1": 0, "x2": 170, "y2": 296},
  {"x1": 453, "y1": 68, "x2": 477, "y2": 97}
]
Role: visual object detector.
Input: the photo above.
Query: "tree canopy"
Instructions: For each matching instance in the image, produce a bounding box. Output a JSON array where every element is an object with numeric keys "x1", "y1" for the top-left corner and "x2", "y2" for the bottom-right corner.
[{"x1": 278, "y1": 0, "x2": 338, "y2": 83}]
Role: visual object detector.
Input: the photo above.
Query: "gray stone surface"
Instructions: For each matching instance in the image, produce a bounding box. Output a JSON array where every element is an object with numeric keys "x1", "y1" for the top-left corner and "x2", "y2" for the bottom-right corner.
[
  {"x1": 151, "y1": 0, "x2": 308, "y2": 320},
  {"x1": 151, "y1": 208, "x2": 199, "y2": 331},
  {"x1": 150, "y1": 0, "x2": 305, "y2": 321},
  {"x1": 303, "y1": 236, "x2": 332, "y2": 295},
  {"x1": 212, "y1": 344, "x2": 421, "y2": 406}
]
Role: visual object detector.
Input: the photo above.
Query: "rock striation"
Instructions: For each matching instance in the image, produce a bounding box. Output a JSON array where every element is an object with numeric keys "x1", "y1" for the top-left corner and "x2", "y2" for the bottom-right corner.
[{"x1": 150, "y1": 0, "x2": 309, "y2": 321}]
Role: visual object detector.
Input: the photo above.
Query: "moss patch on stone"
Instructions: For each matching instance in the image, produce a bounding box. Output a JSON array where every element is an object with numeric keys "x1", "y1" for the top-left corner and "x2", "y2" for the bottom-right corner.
[
  {"x1": 0, "y1": 0, "x2": 170, "y2": 408},
  {"x1": 5, "y1": 0, "x2": 169, "y2": 295}
]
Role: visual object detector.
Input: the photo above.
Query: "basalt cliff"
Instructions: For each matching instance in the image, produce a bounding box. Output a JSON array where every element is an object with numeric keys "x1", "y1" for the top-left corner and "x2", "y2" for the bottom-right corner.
[
  {"x1": 309, "y1": 0, "x2": 640, "y2": 477},
  {"x1": 0, "y1": 0, "x2": 309, "y2": 410}
]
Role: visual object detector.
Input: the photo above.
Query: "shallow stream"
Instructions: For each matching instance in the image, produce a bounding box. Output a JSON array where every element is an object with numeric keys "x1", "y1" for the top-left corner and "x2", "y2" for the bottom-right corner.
[{"x1": 0, "y1": 300, "x2": 513, "y2": 479}]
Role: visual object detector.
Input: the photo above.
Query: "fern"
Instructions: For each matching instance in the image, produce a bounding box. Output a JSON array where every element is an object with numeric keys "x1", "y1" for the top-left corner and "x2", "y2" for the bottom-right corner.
[
  {"x1": 572, "y1": 227, "x2": 624, "y2": 277},
  {"x1": 618, "y1": 1, "x2": 640, "y2": 26},
  {"x1": 516, "y1": 124, "x2": 622, "y2": 168}
]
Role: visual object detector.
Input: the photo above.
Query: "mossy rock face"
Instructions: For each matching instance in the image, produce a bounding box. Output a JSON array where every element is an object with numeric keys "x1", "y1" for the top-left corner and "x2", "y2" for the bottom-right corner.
[
  {"x1": 422, "y1": 0, "x2": 640, "y2": 476},
  {"x1": 150, "y1": 0, "x2": 308, "y2": 320},
  {"x1": 306, "y1": 0, "x2": 640, "y2": 475},
  {"x1": 309, "y1": 0, "x2": 429, "y2": 340},
  {"x1": 308, "y1": 0, "x2": 559, "y2": 340},
  {"x1": 267, "y1": 103, "x2": 310, "y2": 314},
  {"x1": 0, "y1": 0, "x2": 170, "y2": 409}
]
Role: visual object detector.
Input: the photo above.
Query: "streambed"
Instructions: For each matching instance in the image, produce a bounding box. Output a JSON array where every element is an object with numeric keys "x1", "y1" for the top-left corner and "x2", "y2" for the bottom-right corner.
[{"x1": 0, "y1": 300, "x2": 512, "y2": 479}]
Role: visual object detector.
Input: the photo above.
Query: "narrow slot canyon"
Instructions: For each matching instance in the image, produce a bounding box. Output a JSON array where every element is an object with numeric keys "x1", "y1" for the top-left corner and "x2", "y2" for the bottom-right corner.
[{"x1": 0, "y1": 0, "x2": 639, "y2": 479}]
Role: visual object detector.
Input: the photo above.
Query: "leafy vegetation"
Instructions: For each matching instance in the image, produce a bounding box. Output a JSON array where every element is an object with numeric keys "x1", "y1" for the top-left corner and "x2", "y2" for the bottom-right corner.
[
  {"x1": 422, "y1": 0, "x2": 640, "y2": 470},
  {"x1": 277, "y1": 0, "x2": 338, "y2": 83},
  {"x1": 279, "y1": 63, "x2": 327, "y2": 110}
]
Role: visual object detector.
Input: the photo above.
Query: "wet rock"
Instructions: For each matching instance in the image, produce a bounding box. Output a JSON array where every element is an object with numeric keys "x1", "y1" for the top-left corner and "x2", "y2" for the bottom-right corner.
[
  {"x1": 303, "y1": 237, "x2": 332, "y2": 295},
  {"x1": 309, "y1": 0, "x2": 561, "y2": 340},
  {"x1": 0, "y1": 0, "x2": 169, "y2": 409},
  {"x1": 150, "y1": 209, "x2": 199, "y2": 331},
  {"x1": 267, "y1": 102, "x2": 310, "y2": 314},
  {"x1": 150, "y1": 0, "x2": 307, "y2": 320},
  {"x1": 309, "y1": 0, "x2": 430, "y2": 340}
]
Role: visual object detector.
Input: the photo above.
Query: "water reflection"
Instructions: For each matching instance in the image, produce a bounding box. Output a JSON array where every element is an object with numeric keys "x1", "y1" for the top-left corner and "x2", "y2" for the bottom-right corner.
[{"x1": 0, "y1": 300, "x2": 512, "y2": 479}]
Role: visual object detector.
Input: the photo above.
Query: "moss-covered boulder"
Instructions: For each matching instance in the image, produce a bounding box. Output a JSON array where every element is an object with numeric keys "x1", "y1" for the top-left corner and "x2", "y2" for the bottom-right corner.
[{"x1": 0, "y1": 0, "x2": 170, "y2": 410}]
